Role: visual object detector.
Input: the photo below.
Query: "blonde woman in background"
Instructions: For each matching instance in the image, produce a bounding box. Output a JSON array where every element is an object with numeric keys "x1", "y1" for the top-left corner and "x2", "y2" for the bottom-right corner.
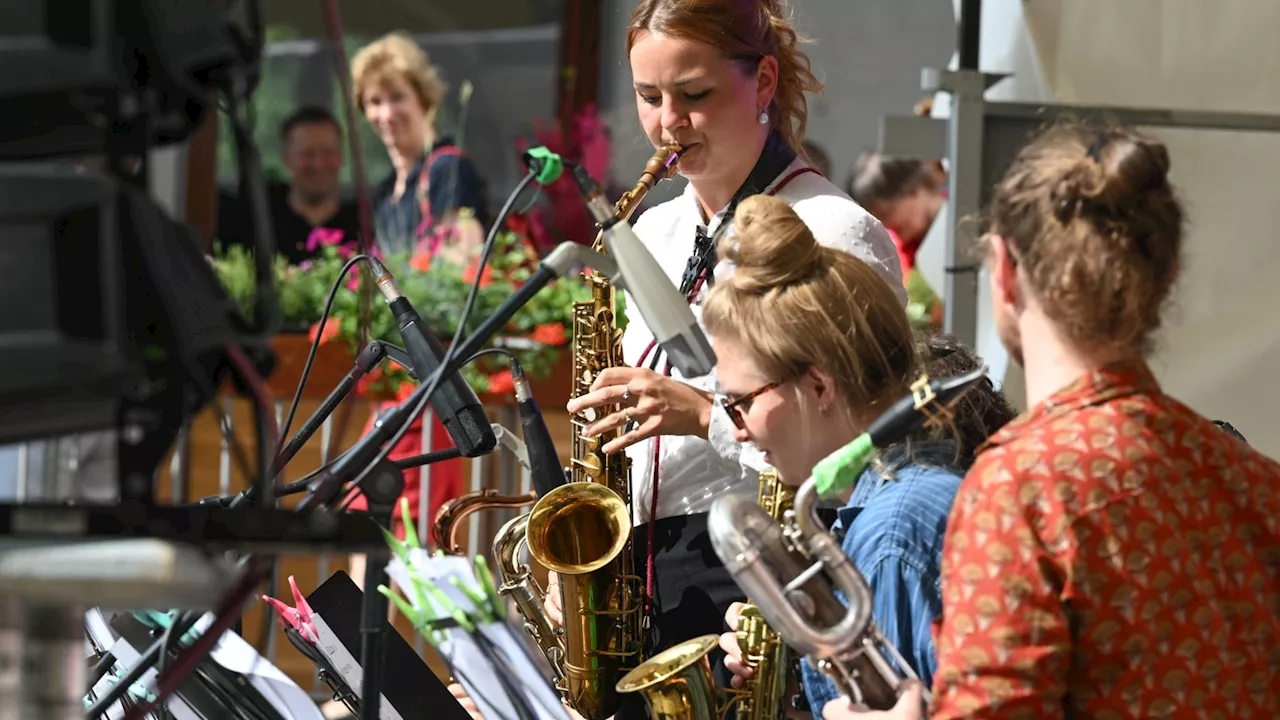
[
  {"x1": 343, "y1": 32, "x2": 489, "y2": 599},
  {"x1": 351, "y1": 31, "x2": 489, "y2": 263}
]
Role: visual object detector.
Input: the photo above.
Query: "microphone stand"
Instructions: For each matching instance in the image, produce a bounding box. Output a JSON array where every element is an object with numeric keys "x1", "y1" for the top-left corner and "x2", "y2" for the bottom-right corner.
[
  {"x1": 217, "y1": 341, "x2": 413, "y2": 510},
  {"x1": 349, "y1": 457, "x2": 403, "y2": 720},
  {"x1": 90, "y1": 343, "x2": 413, "y2": 718},
  {"x1": 274, "y1": 341, "x2": 415, "y2": 475}
]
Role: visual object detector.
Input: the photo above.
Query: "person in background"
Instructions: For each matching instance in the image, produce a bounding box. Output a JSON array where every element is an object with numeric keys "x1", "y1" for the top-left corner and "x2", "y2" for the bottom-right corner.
[
  {"x1": 848, "y1": 153, "x2": 948, "y2": 329},
  {"x1": 217, "y1": 106, "x2": 360, "y2": 263},
  {"x1": 802, "y1": 139, "x2": 832, "y2": 178},
  {"x1": 342, "y1": 31, "x2": 489, "y2": 592},
  {"x1": 351, "y1": 31, "x2": 490, "y2": 266},
  {"x1": 704, "y1": 198, "x2": 1013, "y2": 709},
  {"x1": 833, "y1": 123, "x2": 1280, "y2": 719}
]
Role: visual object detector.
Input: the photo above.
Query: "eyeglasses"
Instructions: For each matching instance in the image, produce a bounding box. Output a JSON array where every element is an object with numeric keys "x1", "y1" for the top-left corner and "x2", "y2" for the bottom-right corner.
[{"x1": 719, "y1": 381, "x2": 781, "y2": 431}]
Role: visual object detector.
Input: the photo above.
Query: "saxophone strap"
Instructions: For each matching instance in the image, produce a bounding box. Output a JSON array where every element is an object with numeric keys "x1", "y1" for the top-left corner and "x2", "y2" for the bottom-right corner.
[{"x1": 678, "y1": 131, "x2": 801, "y2": 298}]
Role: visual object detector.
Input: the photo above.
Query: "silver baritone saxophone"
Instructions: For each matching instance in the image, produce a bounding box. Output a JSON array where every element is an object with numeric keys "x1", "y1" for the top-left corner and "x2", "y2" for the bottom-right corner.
[
  {"x1": 491, "y1": 144, "x2": 683, "y2": 720},
  {"x1": 706, "y1": 368, "x2": 991, "y2": 712}
]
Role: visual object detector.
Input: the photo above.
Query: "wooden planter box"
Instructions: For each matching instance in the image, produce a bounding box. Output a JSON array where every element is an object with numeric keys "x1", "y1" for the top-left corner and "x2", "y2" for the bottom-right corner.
[
  {"x1": 162, "y1": 332, "x2": 576, "y2": 689},
  {"x1": 262, "y1": 332, "x2": 574, "y2": 409}
]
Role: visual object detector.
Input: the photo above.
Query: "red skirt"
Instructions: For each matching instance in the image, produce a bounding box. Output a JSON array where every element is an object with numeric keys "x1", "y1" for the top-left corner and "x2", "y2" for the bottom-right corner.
[{"x1": 343, "y1": 402, "x2": 464, "y2": 544}]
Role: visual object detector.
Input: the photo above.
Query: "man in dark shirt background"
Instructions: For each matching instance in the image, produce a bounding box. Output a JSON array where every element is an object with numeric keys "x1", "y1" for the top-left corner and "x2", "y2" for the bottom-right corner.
[{"x1": 217, "y1": 106, "x2": 361, "y2": 264}]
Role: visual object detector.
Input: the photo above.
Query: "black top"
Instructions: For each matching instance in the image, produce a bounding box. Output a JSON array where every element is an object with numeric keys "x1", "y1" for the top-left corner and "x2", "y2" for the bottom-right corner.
[
  {"x1": 373, "y1": 136, "x2": 490, "y2": 257},
  {"x1": 612, "y1": 512, "x2": 746, "y2": 720},
  {"x1": 216, "y1": 183, "x2": 361, "y2": 265}
]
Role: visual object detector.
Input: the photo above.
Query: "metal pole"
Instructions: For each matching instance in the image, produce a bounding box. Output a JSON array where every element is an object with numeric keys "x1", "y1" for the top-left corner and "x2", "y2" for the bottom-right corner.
[{"x1": 957, "y1": 0, "x2": 982, "y2": 70}]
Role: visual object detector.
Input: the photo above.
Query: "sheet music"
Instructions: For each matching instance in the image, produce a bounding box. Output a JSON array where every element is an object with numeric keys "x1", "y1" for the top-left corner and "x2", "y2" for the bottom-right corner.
[
  {"x1": 84, "y1": 609, "x2": 323, "y2": 720},
  {"x1": 307, "y1": 614, "x2": 405, "y2": 720},
  {"x1": 189, "y1": 612, "x2": 324, "y2": 720},
  {"x1": 86, "y1": 635, "x2": 202, "y2": 720},
  {"x1": 388, "y1": 554, "x2": 569, "y2": 720}
]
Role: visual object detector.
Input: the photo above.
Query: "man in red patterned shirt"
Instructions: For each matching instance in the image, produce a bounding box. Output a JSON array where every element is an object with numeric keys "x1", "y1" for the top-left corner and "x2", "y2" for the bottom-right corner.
[{"x1": 830, "y1": 123, "x2": 1280, "y2": 719}]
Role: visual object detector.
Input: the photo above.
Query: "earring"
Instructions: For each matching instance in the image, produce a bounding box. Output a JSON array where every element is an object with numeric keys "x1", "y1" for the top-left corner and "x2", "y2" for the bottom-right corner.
[{"x1": 758, "y1": 110, "x2": 769, "y2": 125}]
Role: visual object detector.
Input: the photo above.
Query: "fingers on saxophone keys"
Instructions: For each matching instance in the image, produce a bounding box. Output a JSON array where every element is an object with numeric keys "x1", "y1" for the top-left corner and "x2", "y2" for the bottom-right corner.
[{"x1": 582, "y1": 410, "x2": 631, "y2": 440}]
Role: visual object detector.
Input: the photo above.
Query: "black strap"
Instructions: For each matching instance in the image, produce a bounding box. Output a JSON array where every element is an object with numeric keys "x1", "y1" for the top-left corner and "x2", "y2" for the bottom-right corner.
[{"x1": 678, "y1": 131, "x2": 797, "y2": 297}]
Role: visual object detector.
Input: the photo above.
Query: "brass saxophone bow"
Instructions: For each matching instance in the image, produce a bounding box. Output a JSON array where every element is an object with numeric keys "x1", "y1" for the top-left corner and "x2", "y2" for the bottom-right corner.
[
  {"x1": 707, "y1": 368, "x2": 990, "y2": 712},
  {"x1": 492, "y1": 143, "x2": 684, "y2": 720},
  {"x1": 614, "y1": 469, "x2": 797, "y2": 720},
  {"x1": 432, "y1": 489, "x2": 537, "y2": 556}
]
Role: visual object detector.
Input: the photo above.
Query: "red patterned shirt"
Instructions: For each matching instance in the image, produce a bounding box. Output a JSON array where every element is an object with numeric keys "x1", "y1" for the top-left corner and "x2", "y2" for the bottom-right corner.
[{"x1": 930, "y1": 361, "x2": 1280, "y2": 719}]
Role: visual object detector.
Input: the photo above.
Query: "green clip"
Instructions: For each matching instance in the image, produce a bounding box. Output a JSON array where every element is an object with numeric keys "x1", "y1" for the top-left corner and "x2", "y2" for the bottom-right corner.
[
  {"x1": 812, "y1": 433, "x2": 876, "y2": 498},
  {"x1": 449, "y1": 577, "x2": 493, "y2": 623},
  {"x1": 524, "y1": 146, "x2": 564, "y2": 185},
  {"x1": 379, "y1": 585, "x2": 446, "y2": 645},
  {"x1": 473, "y1": 555, "x2": 505, "y2": 620},
  {"x1": 422, "y1": 578, "x2": 476, "y2": 633},
  {"x1": 380, "y1": 524, "x2": 412, "y2": 569},
  {"x1": 399, "y1": 497, "x2": 422, "y2": 551}
]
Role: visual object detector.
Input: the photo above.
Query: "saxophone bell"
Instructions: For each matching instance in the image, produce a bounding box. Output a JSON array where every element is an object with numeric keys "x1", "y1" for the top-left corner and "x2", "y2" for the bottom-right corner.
[{"x1": 615, "y1": 635, "x2": 723, "y2": 720}]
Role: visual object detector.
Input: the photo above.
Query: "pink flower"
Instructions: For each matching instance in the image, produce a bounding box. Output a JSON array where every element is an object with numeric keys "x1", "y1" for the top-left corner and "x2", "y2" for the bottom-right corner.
[{"x1": 305, "y1": 227, "x2": 345, "y2": 253}]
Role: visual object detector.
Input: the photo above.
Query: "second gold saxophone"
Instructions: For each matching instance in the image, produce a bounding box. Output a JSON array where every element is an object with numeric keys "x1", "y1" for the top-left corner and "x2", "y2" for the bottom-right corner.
[
  {"x1": 614, "y1": 469, "x2": 797, "y2": 720},
  {"x1": 492, "y1": 144, "x2": 684, "y2": 720}
]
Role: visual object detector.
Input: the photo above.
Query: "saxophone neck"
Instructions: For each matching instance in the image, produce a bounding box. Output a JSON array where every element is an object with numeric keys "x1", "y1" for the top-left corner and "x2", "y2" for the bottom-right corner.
[{"x1": 432, "y1": 489, "x2": 537, "y2": 555}]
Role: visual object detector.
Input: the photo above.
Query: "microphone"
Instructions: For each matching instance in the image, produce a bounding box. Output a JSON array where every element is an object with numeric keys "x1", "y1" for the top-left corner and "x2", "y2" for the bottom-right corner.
[
  {"x1": 510, "y1": 360, "x2": 567, "y2": 497},
  {"x1": 368, "y1": 258, "x2": 496, "y2": 457},
  {"x1": 569, "y1": 164, "x2": 717, "y2": 378}
]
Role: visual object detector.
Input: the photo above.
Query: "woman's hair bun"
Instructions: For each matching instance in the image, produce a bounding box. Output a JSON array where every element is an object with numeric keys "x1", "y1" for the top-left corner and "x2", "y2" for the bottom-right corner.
[
  {"x1": 1051, "y1": 130, "x2": 1173, "y2": 224},
  {"x1": 718, "y1": 194, "x2": 823, "y2": 293}
]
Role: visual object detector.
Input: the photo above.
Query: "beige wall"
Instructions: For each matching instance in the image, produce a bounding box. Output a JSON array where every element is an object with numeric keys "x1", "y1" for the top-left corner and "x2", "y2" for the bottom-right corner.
[{"x1": 924, "y1": 0, "x2": 1280, "y2": 454}]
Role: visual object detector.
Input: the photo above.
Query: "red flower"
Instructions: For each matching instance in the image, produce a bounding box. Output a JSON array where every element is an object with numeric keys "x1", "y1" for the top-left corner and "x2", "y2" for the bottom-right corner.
[
  {"x1": 356, "y1": 366, "x2": 384, "y2": 397},
  {"x1": 395, "y1": 380, "x2": 416, "y2": 403},
  {"x1": 486, "y1": 370, "x2": 514, "y2": 396},
  {"x1": 506, "y1": 213, "x2": 531, "y2": 238},
  {"x1": 531, "y1": 323, "x2": 567, "y2": 347},
  {"x1": 462, "y1": 262, "x2": 495, "y2": 287},
  {"x1": 309, "y1": 317, "x2": 341, "y2": 346},
  {"x1": 410, "y1": 251, "x2": 433, "y2": 272}
]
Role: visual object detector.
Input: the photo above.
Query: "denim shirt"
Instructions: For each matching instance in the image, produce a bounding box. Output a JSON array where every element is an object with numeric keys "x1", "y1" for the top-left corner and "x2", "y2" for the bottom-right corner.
[{"x1": 799, "y1": 442, "x2": 963, "y2": 712}]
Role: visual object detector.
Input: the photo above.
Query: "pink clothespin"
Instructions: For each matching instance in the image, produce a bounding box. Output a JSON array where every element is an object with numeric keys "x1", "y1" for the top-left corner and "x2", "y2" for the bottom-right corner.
[{"x1": 261, "y1": 575, "x2": 318, "y2": 644}]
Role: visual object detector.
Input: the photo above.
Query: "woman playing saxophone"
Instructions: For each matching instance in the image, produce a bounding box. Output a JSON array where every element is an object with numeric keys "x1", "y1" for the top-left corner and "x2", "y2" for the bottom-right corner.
[
  {"x1": 450, "y1": 0, "x2": 904, "y2": 716},
  {"x1": 697, "y1": 196, "x2": 1015, "y2": 713},
  {"x1": 558, "y1": 2, "x2": 903, "y2": 716}
]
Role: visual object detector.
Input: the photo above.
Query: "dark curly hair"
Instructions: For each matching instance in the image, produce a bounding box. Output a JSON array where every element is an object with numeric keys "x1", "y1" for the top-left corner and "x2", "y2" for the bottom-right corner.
[{"x1": 911, "y1": 330, "x2": 1019, "y2": 466}]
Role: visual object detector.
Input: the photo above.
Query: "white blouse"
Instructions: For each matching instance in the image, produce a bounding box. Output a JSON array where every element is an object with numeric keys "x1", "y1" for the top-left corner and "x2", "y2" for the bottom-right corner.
[{"x1": 620, "y1": 158, "x2": 905, "y2": 525}]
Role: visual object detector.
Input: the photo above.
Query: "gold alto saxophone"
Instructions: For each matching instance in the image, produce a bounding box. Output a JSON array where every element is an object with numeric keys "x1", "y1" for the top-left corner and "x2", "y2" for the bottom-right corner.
[
  {"x1": 492, "y1": 144, "x2": 684, "y2": 720},
  {"x1": 614, "y1": 470, "x2": 796, "y2": 720}
]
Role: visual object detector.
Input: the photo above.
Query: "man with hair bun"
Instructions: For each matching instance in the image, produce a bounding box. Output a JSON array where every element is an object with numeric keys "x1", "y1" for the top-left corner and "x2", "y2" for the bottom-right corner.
[{"x1": 831, "y1": 124, "x2": 1280, "y2": 719}]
